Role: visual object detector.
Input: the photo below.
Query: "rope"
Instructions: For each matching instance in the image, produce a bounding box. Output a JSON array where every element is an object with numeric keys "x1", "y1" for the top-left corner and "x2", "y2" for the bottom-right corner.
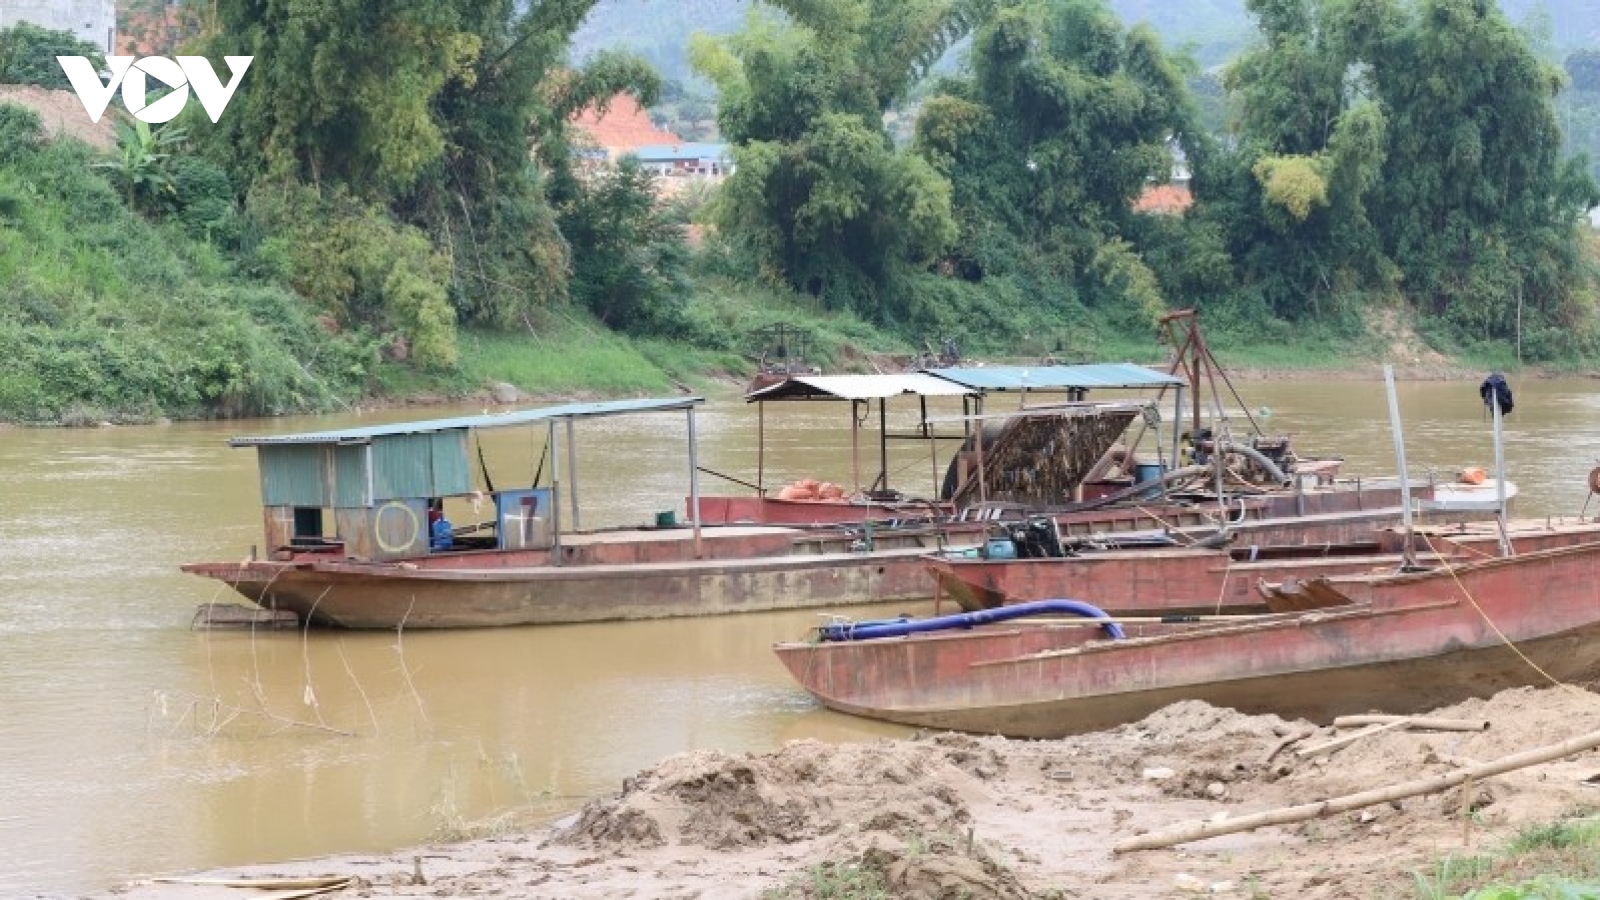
[{"x1": 1416, "y1": 532, "x2": 1585, "y2": 697}]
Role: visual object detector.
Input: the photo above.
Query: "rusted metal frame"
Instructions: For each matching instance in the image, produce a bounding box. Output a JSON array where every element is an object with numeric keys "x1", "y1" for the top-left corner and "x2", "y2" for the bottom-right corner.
[
  {"x1": 1117, "y1": 315, "x2": 1196, "y2": 468},
  {"x1": 851, "y1": 399, "x2": 862, "y2": 495},
  {"x1": 1197, "y1": 341, "x2": 1229, "y2": 440},
  {"x1": 975, "y1": 395, "x2": 988, "y2": 507},
  {"x1": 877, "y1": 398, "x2": 889, "y2": 493},
  {"x1": 971, "y1": 597, "x2": 1462, "y2": 667},
  {"x1": 1160, "y1": 313, "x2": 1201, "y2": 436},
  {"x1": 1198, "y1": 331, "x2": 1262, "y2": 436},
  {"x1": 1171, "y1": 385, "x2": 1184, "y2": 472}
]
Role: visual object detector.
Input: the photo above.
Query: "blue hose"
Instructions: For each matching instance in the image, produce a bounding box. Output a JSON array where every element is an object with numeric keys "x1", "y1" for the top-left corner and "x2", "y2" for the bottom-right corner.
[{"x1": 817, "y1": 599, "x2": 1125, "y2": 642}]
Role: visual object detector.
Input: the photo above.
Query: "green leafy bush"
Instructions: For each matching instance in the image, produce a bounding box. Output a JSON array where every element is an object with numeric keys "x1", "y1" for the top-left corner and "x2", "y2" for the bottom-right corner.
[{"x1": 0, "y1": 23, "x2": 102, "y2": 89}]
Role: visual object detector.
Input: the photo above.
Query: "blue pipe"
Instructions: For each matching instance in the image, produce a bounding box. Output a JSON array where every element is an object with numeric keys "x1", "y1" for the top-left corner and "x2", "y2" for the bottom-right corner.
[{"x1": 817, "y1": 599, "x2": 1125, "y2": 642}]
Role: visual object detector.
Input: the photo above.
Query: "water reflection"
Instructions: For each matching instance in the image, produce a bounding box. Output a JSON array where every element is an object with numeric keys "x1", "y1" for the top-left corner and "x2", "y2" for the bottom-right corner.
[{"x1": 1, "y1": 377, "x2": 1595, "y2": 897}]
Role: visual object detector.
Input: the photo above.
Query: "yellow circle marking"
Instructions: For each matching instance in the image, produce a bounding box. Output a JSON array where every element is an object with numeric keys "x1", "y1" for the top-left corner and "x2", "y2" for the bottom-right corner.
[{"x1": 374, "y1": 501, "x2": 421, "y2": 553}]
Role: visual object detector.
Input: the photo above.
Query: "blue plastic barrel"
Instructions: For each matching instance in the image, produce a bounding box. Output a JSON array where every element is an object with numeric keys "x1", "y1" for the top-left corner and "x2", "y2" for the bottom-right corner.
[
  {"x1": 1135, "y1": 462, "x2": 1165, "y2": 498},
  {"x1": 985, "y1": 538, "x2": 1017, "y2": 559}
]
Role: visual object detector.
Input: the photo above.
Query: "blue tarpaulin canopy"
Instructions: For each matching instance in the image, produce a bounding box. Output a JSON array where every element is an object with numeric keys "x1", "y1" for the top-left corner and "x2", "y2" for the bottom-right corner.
[{"x1": 228, "y1": 396, "x2": 705, "y2": 447}]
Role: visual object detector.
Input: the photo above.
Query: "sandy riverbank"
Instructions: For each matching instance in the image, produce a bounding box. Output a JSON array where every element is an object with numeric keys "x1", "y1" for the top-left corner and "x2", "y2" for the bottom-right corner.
[{"x1": 104, "y1": 685, "x2": 1600, "y2": 899}]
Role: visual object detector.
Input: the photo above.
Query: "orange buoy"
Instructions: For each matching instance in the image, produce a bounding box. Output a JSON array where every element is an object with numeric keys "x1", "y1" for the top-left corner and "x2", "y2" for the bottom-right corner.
[
  {"x1": 1588, "y1": 467, "x2": 1600, "y2": 495},
  {"x1": 1457, "y1": 466, "x2": 1487, "y2": 485}
]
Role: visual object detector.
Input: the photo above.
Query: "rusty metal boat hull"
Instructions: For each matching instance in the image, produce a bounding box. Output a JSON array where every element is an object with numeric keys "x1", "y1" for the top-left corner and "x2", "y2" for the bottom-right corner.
[
  {"x1": 181, "y1": 523, "x2": 950, "y2": 629},
  {"x1": 774, "y1": 542, "x2": 1600, "y2": 738},
  {"x1": 183, "y1": 496, "x2": 1511, "y2": 629},
  {"x1": 183, "y1": 547, "x2": 942, "y2": 629},
  {"x1": 928, "y1": 518, "x2": 1596, "y2": 615}
]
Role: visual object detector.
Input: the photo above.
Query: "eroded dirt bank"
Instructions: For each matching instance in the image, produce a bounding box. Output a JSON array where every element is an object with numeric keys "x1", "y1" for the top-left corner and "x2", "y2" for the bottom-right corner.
[{"x1": 107, "y1": 686, "x2": 1600, "y2": 899}]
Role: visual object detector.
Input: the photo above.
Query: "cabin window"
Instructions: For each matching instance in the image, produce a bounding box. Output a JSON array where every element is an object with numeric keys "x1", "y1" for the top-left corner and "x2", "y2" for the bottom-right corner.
[{"x1": 291, "y1": 507, "x2": 335, "y2": 545}]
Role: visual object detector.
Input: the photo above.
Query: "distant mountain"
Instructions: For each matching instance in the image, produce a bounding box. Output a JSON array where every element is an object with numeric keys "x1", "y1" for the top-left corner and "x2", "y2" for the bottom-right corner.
[{"x1": 570, "y1": 0, "x2": 1599, "y2": 87}]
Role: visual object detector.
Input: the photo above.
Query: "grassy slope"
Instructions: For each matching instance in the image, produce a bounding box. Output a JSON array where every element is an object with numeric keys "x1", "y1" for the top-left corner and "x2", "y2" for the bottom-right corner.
[{"x1": 0, "y1": 116, "x2": 1565, "y2": 426}]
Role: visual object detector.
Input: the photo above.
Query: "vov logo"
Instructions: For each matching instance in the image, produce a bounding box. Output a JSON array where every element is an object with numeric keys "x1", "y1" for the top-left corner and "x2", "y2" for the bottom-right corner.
[{"x1": 56, "y1": 56, "x2": 252, "y2": 124}]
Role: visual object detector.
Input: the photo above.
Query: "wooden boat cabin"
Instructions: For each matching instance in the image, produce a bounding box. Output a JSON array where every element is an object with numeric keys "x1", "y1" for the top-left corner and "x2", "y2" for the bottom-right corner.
[{"x1": 230, "y1": 397, "x2": 705, "y2": 562}]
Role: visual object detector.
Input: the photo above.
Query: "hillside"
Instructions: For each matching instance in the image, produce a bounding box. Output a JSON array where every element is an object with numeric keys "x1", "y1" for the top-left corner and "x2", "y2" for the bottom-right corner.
[{"x1": 571, "y1": 0, "x2": 1599, "y2": 83}]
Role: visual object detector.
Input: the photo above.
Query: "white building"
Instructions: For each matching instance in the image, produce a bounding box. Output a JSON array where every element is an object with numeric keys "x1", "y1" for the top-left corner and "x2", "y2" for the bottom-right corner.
[{"x1": 0, "y1": 0, "x2": 116, "y2": 53}]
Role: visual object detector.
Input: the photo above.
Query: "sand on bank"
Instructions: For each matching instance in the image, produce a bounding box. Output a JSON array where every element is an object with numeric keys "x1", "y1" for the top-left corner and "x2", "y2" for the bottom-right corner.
[{"x1": 104, "y1": 684, "x2": 1600, "y2": 899}]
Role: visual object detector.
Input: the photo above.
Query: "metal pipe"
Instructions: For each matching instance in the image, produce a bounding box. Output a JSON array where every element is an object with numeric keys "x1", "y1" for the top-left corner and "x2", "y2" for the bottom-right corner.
[
  {"x1": 565, "y1": 418, "x2": 580, "y2": 531},
  {"x1": 548, "y1": 420, "x2": 562, "y2": 566},
  {"x1": 1383, "y1": 365, "x2": 1415, "y2": 567},
  {"x1": 1492, "y1": 396, "x2": 1510, "y2": 557},
  {"x1": 689, "y1": 407, "x2": 703, "y2": 559},
  {"x1": 757, "y1": 401, "x2": 765, "y2": 496},
  {"x1": 975, "y1": 396, "x2": 988, "y2": 506},
  {"x1": 851, "y1": 400, "x2": 862, "y2": 495},
  {"x1": 1171, "y1": 384, "x2": 1184, "y2": 472},
  {"x1": 1216, "y1": 441, "x2": 1290, "y2": 484},
  {"x1": 878, "y1": 398, "x2": 888, "y2": 493}
]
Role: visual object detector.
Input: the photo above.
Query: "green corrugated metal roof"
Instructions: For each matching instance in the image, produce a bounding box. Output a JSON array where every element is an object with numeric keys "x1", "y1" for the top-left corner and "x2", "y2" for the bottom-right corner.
[
  {"x1": 229, "y1": 396, "x2": 704, "y2": 447},
  {"x1": 929, "y1": 363, "x2": 1183, "y2": 391}
]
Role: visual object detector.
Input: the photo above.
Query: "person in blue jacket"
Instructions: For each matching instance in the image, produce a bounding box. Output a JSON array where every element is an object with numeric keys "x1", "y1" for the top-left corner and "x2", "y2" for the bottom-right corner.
[{"x1": 428, "y1": 499, "x2": 453, "y2": 551}]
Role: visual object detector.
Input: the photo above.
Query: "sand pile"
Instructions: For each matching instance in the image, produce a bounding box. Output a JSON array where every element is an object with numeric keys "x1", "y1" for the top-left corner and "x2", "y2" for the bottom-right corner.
[{"x1": 100, "y1": 686, "x2": 1600, "y2": 899}]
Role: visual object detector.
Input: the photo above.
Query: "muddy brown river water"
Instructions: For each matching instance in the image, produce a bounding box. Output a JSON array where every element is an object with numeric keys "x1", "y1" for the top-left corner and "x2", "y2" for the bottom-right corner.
[{"x1": 2, "y1": 376, "x2": 1597, "y2": 896}]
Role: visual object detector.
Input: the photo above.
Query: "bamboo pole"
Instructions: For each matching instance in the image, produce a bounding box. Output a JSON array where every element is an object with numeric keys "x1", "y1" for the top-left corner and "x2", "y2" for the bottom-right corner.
[
  {"x1": 1002, "y1": 614, "x2": 1284, "y2": 626},
  {"x1": 1332, "y1": 715, "x2": 1490, "y2": 732},
  {"x1": 1259, "y1": 726, "x2": 1316, "y2": 767},
  {"x1": 1114, "y1": 725, "x2": 1600, "y2": 853},
  {"x1": 1296, "y1": 718, "x2": 1413, "y2": 758}
]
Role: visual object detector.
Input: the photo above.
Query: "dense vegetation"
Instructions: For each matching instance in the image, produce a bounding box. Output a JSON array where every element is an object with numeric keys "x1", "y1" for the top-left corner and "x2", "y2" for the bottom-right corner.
[
  {"x1": 686, "y1": 0, "x2": 1597, "y2": 356},
  {"x1": 0, "y1": 103, "x2": 376, "y2": 422},
  {"x1": 0, "y1": 0, "x2": 1597, "y2": 423}
]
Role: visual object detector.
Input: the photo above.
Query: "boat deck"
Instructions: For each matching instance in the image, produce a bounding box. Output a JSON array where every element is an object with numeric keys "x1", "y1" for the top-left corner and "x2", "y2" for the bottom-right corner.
[{"x1": 558, "y1": 524, "x2": 802, "y2": 545}]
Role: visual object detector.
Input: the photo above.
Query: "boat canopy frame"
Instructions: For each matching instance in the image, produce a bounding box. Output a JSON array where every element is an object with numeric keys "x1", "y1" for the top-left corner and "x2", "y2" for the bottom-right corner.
[
  {"x1": 229, "y1": 396, "x2": 708, "y2": 561},
  {"x1": 739, "y1": 365, "x2": 1187, "y2": 504}
]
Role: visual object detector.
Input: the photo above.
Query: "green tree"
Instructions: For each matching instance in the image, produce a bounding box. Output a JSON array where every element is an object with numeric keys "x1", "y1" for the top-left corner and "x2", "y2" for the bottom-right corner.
[
  {"x1": 690, "y1": 0, "x2": 970, "y2": 319},
  {"x1": 93, "y1": 120, "x2": 188, "y2": 214},
  {"x1": 247, "y1": 183, "x2": 457, "y2": 367},
  {"x1": 0, "y1": 22, "x2": 103, "y2": 89},
  {"x1": 202, "y1": 0, "x2": 666, "y2": 333},
  {"x1": 202, "y1": 0, "x2": 482, "y2": 197},
  {"x1": 561, "y1": 157, "x2": 692, "y2": 333},
  {"x1": 1212, "y1": 0, "x2": 1596, "y2": 353},
  {"x1": 913, "y1": 0, "x2": 1198, "y2": 326},
  {"x1": 1362, "y1": 0, "x2": 1597, "y2": 346},
  {"x1": 1560, "y1": 49, "x2": 1600, "y2": 183}
]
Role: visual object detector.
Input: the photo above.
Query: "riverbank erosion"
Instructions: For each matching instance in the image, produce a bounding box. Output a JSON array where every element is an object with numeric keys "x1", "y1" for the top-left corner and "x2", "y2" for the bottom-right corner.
[{"x1": 105, "y1": 685, "x2": 1600, "y2": 899}]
